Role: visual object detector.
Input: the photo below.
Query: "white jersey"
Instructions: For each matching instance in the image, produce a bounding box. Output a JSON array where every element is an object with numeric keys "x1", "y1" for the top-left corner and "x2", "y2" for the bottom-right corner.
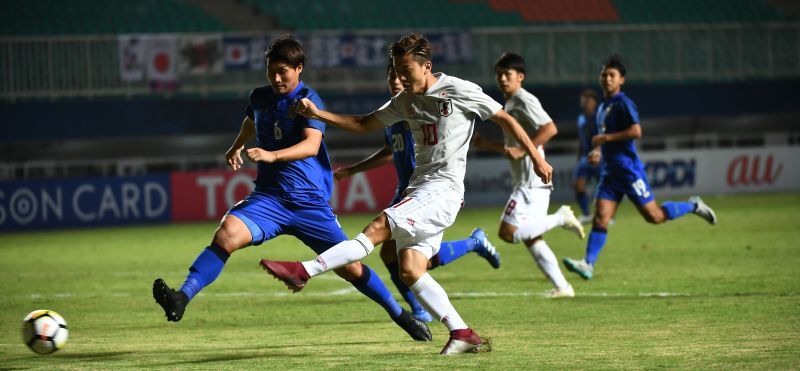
[
  {"x1": 372, "y1": 73, "x2": 502, "y2": 194},
  {"x1": 503, "y1": 88, "x2": 553, "y2": 189}
]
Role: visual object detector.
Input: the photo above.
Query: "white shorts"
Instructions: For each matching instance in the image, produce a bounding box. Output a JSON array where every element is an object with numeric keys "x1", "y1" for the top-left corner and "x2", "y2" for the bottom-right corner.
[
  {"x1": 383, "y1": 183, "x2": 463, "y2": 259},
  {"x1": 501, "y1": 186, "x2": 551, "y2": 226}
]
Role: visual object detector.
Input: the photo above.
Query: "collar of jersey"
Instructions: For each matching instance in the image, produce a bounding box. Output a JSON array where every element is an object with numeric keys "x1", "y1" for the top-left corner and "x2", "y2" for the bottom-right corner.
[
  {"x1": 606, "y1": 91, "x2": 625, "y2": 102},
  {"x1": 423, "y1": 72, "x2": 447, "y2": 95},
  {"x1": 282, "y1": 81, "x2": 305, "y2": 100}
]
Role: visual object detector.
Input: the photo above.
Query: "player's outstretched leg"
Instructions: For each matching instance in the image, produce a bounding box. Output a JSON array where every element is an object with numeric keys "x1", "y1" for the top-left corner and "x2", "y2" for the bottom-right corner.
[
  {"x1": 430, "y1": 228, "x2": 501, "y2": 269},
  {"x1": 513, "y1": 205, "x2": 585, "y2": 242},
  {"x1": 152, "y1": 278, "x2": 189, "y2": 322},
  {"x1": 527, "y1": 240, "x2": 575, "y2": 298},
  {"x1": 153, "y1": 243, "x2": 232, "y2": 321},
  {"x1": 346, "y1": 263, "x2": 432, "y2": 341},
  {"x1": 689, "y1": 196, "x2": 717, "y2": 225},
  {"x1": 385, "y1": 261, "x2": 433, "y2": 322}
]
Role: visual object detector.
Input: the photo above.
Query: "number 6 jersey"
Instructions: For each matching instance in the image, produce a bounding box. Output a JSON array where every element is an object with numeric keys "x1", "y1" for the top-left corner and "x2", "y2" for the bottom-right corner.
[{"x1": 372, "y1": 73, "x2": 502, "y2": 194}]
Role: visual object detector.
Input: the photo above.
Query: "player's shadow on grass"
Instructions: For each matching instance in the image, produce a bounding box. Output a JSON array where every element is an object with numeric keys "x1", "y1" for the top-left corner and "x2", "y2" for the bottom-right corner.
[
  {"x1": 55, "y1": 351, "x2": 134, "y2": 360},
  {"x1": 158, "y1": 352, "x2": 307, "y2": 366}
]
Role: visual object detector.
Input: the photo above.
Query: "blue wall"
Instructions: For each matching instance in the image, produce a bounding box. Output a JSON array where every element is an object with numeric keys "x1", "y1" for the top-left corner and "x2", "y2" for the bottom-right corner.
[{"x1": 2, "y1": 80, "x2": 798, "y2": 142}]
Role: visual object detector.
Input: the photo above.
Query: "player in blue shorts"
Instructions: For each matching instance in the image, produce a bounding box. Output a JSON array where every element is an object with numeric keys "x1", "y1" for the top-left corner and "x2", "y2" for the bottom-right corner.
[
  {"x1": 152, "y1": 35, "x2": 431, "y2": 341},
  {"x1": 334, "y1": 62, "x2": 501, "y2": 322},
  {"x1": 562, "y1": 55, "x2": 718, "y2": 280},
  {"x1": 572, "y1": 89, "x2": 601, "y2": 224}
]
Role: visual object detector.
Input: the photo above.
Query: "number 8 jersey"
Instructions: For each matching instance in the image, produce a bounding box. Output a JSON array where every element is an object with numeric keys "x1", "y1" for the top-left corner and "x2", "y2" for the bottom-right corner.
[{"x1": 372, "y1": 73, "x2": 502, "y2": 194}]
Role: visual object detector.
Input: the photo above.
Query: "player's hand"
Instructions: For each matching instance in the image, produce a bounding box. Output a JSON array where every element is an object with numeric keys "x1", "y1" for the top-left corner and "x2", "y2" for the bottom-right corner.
[
  {"x1": 295, "y1": 98, "x2": 319, "y2": 119},
  {"x1": 533, "y1": 158, "x2": 553, "y2": 184},
  {"x1": 225, "y1": 146, "x2": 244, "y2": 171},
  {"x1": 333, "y1": 167, "x2": 351, "y2": 182},
  {"x1": 592, "y1": 134, "x2": 608, "y2": 147},
  {"x1": 588, "y1": 148, "x2": 602, "y2": 166},
  {"x1": 472, "y1": 132, "x2": 485, "y2": 148},
  {"x1": 504, "y1": 146, "x2": 527, "y2": 160},
  {"x1": 245, "y1": 148, "x2": 278, "y2": 164}
]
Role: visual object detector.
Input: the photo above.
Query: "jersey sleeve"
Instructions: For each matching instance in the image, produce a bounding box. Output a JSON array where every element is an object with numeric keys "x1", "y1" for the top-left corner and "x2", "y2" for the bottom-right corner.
[
  {"x1": 622, "y1": 97, "x2": 640, "y2": 125},
  {"x1": 520, "y1": 94, "x2": 553, "y2": 129},
  {"x1": 371, "y1": 97, "x2": 404, "y2": 127},
  {"x1": 462, "y1": 82, "x2": 503, "y2": 121},
  {"x1": 303, "y1": 92, "x2": 327, "y2": 134}
]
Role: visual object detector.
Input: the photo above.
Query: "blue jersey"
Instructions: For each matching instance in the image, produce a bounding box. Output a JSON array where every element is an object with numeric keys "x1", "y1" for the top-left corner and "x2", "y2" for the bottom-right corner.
[
  {"x1": 596, "y1": 91, "x2": 642, "y2": 174},
  {"x1": 384, "y1": 121, "x2": 415, "y2": 195},
  {"x1": 577, "y1": 112, "x2": 597, "y2": 158},
  {"x1": 245, "y1": 81, "x2": 333, "y2": 201}
]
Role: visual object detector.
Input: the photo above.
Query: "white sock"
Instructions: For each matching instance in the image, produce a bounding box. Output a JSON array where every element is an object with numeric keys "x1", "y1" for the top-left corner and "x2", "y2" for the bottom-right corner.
[
  {"x1": 513, "y1": 213, "x2": 565, "y2": 243},
  {"x1": 301, "y1": 233, "x2": 374, "y2": 277},
  {"x1": 409, "y1": 273, "x2": 467, "y2": 331},
  {"x1": 528, "y1": 240, "x2": 570, "y2": 289}
]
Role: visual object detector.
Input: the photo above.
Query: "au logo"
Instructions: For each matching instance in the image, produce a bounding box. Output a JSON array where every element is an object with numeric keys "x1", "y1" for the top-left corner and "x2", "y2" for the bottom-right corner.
[{"x1": 438, "y1": 99, "x2": 452, "y2": 117}]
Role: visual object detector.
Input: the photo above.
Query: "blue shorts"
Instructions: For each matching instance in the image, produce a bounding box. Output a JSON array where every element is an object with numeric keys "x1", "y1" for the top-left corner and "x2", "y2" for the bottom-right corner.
[
  {"x1": 228, "y1": 191, "x2": 347, "y2": 254},
  {"x1": 596, "y1": 168, "x2": 655, "y2": 207},
  {"x1": 573, "y1": 158, "x2": 601, "y2": 182}
]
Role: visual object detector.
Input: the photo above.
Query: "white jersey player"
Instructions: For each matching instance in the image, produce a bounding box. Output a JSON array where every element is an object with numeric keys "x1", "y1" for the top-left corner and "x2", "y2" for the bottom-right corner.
[
  {"x1": 473, "y1": 52, "x2": 585, "y2": 298},
  {"x1": 260, "y1": 33, "x2": 553, "y2": 355}
]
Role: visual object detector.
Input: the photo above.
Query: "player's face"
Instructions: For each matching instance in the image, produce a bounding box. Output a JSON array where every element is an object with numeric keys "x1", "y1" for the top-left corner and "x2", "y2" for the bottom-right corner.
[
  {"x1": 266, "y1": 59, "x2": 303, "y2": 95},
  {"x1": 580, "y1": 96, "x2": 597, "y2": 115},
  {"x1": 495, "y1": 68, "x2": 524, "y2": 96},
  {"x1": 599, "y1": 67, "x2": 624, "y2": 96},
  {"x1": 387, "y1": 68, "x2": 403, "y2": 96},
  {"x1": 392, "y1": 54, "x2": 431, "y2": 94}
]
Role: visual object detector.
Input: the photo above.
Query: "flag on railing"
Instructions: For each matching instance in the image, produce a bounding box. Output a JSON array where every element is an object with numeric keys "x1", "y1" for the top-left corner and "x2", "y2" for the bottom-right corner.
[
  {"x1": 178, "y1": 35, "x2": 223, "y2": 75},
  {"x1": 118, "y1": 35, "x2": 145, "y2": 81},
  {"x1": 223, "y1": 37, "x2": 250, "y2": 70},
  {"x1": 145, "y1": 35, "x2": 178, "y2": 82}
]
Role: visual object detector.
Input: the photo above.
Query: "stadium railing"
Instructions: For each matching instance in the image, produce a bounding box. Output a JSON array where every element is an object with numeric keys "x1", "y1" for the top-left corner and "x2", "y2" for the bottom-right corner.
[{"x1": 1, "y1": 23, "x2": 798, "y2": 101}]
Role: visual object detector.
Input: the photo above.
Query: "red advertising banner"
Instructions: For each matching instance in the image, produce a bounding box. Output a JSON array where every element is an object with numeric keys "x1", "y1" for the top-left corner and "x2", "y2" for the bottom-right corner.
[{"x1": 170, "y1": 164, "x2": 399, "y2": 222}]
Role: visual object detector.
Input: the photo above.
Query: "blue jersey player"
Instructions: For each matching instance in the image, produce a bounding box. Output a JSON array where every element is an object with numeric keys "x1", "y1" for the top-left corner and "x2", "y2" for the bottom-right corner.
[
  {"x1": 152, "y1": 35, "x2": 431, "y2": 341},
  {"x1": 572, "y1": 89, "x2": 601, "y2": 224},
  {"x1": 563, "y1": 55, "x2": 717, "y2": 280},
  {"x1": 334, "y1": 63, "x2": 501, "y2": 323}
]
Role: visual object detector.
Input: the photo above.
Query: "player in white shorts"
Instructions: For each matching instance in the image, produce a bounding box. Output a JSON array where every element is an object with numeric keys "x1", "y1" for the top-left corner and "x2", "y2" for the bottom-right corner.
[
  {"x1": 260, "y1": 33, "x2": 553, "y2": 355},
  {"x1": 473, "y1": 53, "x2": 585, "y2": 298}
]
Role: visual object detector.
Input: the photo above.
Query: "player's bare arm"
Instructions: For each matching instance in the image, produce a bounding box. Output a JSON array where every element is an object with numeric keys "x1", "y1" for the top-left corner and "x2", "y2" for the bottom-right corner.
[
  {"x1": 592, "y1": 123, "x2": 641, "y2": 146},
  {"x1": 531, "y1": 122, "x2": 558, "y2": 147},
  {"x1": 489, "y1": 109, "x2": 553, "y2": 183},
  {"x1": 246, "y1": 127, "x2": 323, "y2": 164},
  {"x1": 471, "y1": 132, "x2": 506, "y2": 155},
  {"x1": 226, "y1": 116, "x2": 257, "y2": 171},
  {"x1": 334, "y1": 145, "x2": 393, "y2": 182},
  {"x1": 296, "y1": 98, "x2": 384, "y2": 133},
  {"x1": 505, "y1": 121, "x2": 559, "y2": 160}
]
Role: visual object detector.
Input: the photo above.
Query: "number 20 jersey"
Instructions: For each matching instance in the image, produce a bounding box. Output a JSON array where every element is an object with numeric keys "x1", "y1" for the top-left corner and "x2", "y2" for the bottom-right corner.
[{"x1": 372, "y1": 73, "x2": 502, "y2": 194}]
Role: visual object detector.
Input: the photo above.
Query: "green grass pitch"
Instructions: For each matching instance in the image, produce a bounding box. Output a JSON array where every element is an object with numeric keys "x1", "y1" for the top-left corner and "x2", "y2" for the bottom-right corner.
[{"x1": 1, "y1": 192, "x2": 799, "y2": 369}]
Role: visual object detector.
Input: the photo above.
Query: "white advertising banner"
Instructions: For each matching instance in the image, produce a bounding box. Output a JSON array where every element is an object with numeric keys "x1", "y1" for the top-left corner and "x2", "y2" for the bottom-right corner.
[{"x1": 464, "y1": 146, "x2": 800, "y2": 207}]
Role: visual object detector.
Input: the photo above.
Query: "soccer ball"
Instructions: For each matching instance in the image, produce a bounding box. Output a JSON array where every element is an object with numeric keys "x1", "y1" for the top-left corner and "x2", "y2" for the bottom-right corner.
[{"x1": 21, "y1": 310, "x2": 69, "y2": 355}]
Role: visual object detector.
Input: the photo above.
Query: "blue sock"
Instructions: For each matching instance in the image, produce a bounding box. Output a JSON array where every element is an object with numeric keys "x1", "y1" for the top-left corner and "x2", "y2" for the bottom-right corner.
[
  {"x1": 180, "y1": 244, "x2": 229, "y2": 301},
  {"x1": 437, "y1": 237, "x2": 477, "y2": 266},
  {"x1": 385, "y1": 261, "x2": 425, "y2": 313},
  {"x1": 584, "y1": 227, "x2": 608, "y2": 266},
  {"x1": 351, "y1": 264, "x2": 403, "y2": 318},
  {"x1": 576, "y1": 191, "x2": 591, "y2": 216},
  {"x1": 661, "y1": 201, "x2": 696, "y2": 220}
]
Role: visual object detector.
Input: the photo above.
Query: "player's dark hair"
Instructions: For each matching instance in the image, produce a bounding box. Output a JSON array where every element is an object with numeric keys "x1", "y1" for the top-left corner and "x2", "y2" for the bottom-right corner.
[
  {"x1": 386, "y1": 59, "x2": 394, "y2": 75},
  {"x1": 601, "y1": 54, "x2": 626, "y2": 76},
  {"x1": 390, "y1": 33, "x2": 432, "y2": 63},
  {"x1": 494, "y1": 52, "x2": 526, "y2": 75},
  {"x1": 265, "y1": 34, "x2": 305, "y2": 68},
  {"x1": 580, "y1": 88, "x2": 598, "y2": 102}
]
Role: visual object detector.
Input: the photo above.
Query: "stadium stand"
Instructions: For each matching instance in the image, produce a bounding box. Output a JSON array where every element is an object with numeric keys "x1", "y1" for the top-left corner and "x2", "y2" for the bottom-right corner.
[
  {"x1": 0, "y1": 0, "x2": 227, "y2": 36},
  {"x1": 240, "y1": 0, "x2": 791, "y2": 30}
]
